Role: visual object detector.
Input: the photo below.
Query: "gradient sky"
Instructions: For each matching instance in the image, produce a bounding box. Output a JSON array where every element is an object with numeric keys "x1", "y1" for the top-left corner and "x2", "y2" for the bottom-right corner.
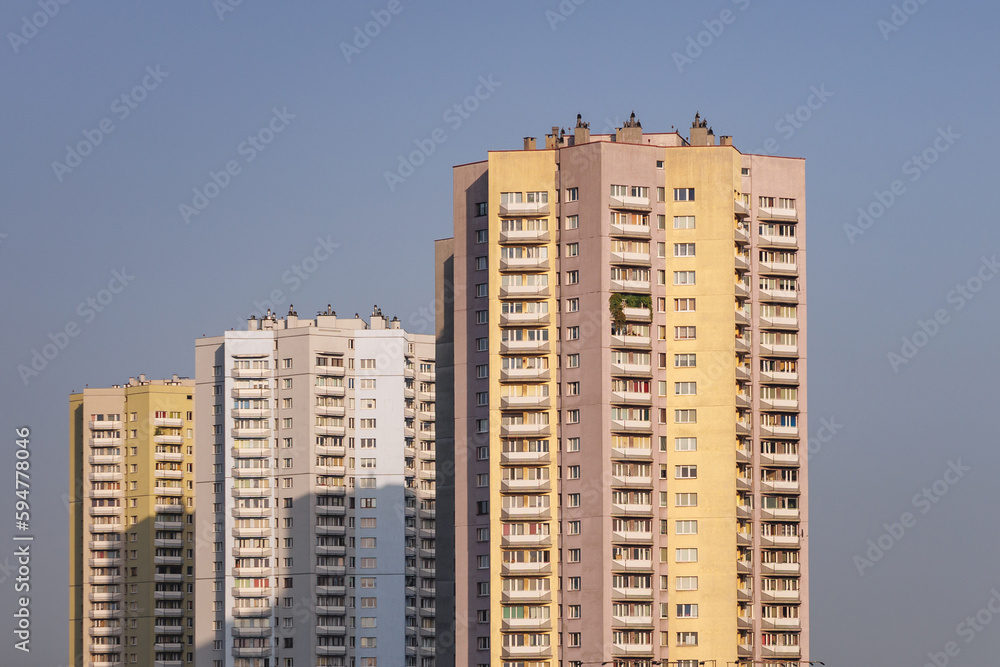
[{"x1": 2, "y1": 1, "x2": 999, "y2": 665}]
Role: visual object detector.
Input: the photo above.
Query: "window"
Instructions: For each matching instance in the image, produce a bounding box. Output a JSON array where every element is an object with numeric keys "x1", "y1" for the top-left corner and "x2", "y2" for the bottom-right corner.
[
  {"x1": 674, "y1": 298, "x2": 696, "y2": 312},
  {"x1": 566, "y1": 187, "x2": 579, "y2": 201},
  {"x1": 566, "y1": 381, "x2": 580, "y2": 395},
  {"x1": 360, "y1": 438, "x2": 376, "y2": 448},
  {"x1": 476, "y1": 337, "x2": 488, "y2": 352},
  {"x1": 282, "y1": 378, "x2": 292, "y2": 389},
  {"x1": 476, "y1": 527, "x2": 489, "y2": 542},
  {"x1": 674, "y1": 243, "x2": 695, "y2": 257},
  {"x1": 475, "y1": 310, "x2": 488, "y2": 324},
  {"x1": 568, "y1": 520, "x2": 581, "y2": 534},
  {"x1": 677, "y1": 632, "x2": 698, "y2": 646},
  {"x1": 478, "y1": 582, "x2": 489, "y2": 596},
  {"x1": 676, "y1": 576, "x2": 698, "y2": 591},
  {"x1": 657, "y1": 214, "x2": 666, "y2": 230},
  {"x1": 476, "y1": 501, "x2": 489, "y2": 515},
  {"x1": 475, "y1": 229, "x2": 488, "y2": 243},
  {"x1": 676, "y1": 520, "x2": 698, "y2": 534},
  {"x1": 566, "y1": 270, "x2": 579, "y2": 285},
  {"x1": 566, "y1": 437, "x2": 580, "y2": 452},
  {"x1": 476, "y1": 391, "x2": 488, "y2": 406},
  {"x1": 567, "y1": 354, "x2": 580, "y2": 368},
  {"x1": 569, "y1": 605, "x2": 581, "y2": 619},
  {"x1": 476, "y1": 473, "x2": 489, "y2": 487},
  {"x1": 673, "y1": 271, "x2": 695, "y2": 285},
  {"x1": 360, "y1": 398, "x2": 376, "y2": 409},
  {"x1": 674, "y1": 188, "x2": 695, "y2": 201},
  {"x1": 675, "y1": 409, "x2": 697, "y2": 423},
  {"x1": 475, "y1": 202, "x2": 487, "y2": 216},
  {"x1": 741, "y1": 167, "x2": 750, "y2": 176},
  {"x1": 282, "y1": 418, "x2": 293, "y2": 428},
  {"x1": 476, "y1": 364, "x2": 488, "y2": 379},
  {"x1": 675, "y1": 437, "x2": 698, "y2": 451},
  {"x1": 656, "y1": 242, "x2": 666, "y2": 258},
  {"x1": 475, "y1": 256, "x2": 487, "y2": 270},
  {"x1": 359, "y1": 418, "x2": 376, "y2": 429},
  {"x1": 676, "y1": 465, "x2": 697, "y2": 479},
  {"x1": 568, "y1": 548, "x2": 581, "y2": 562},
  {"x1": 476, "y1": 283, "x2": 488, "y2": 298},
  {"x1": 477, "y1": 446, "x2": 489, "y2": 460},
  {"x1": 476, "y1": 419, "x2": 488, "y2": 433},
  {"x1": 477, "y1": 637, "x2": 490, "y2": 650},
  {"x1": 567, "y1": 410, "x2": 580, "y2": 424},
  {"x1": 656, "y1": 186, "x2": 665, "y2": 202},
  {"x1": 566, "y1": 298, "x2": 579, "y2": 313},
  {"x1": 477, "y1": 554, "x2": 490, "y2": 569},
  {"x1": 675, "y1": 382, "x2": 696, "y2": 395},
  {"x1": 674, "y1": 354, "x2": 696, "y2": 368},
  {"x1": 359, "y1": 498, "x2": 377, "y2": 508},
  {"x1": 568, "y1": 577, "x2": 581, "y2": 590},
  {"x1": 656, "y1": 160, "x2": 664, "y2": 169},
  {"x1": 676, "y1": 548, "x2": 698, "y2": 563},
  {"x1": 567, "y1": 465, "x2": 581, "y2": 479},
  {"x1": 675, "y1": 493, "x2": 698, "y2": 507},
  {"x1": 674, "y1": 326, "x2": 696, "y2": 340},
  {"x1": 566, "y1": 215, "x2": 579, "y2": 230},
  {"x1": 281, "y1": 358, "x2": 292, "y2": 369},
  {"x1": 566, "y1": 242, "x2": 579, "y2": 257},
  {"x1": 674, "y1": 215, "x2": 695, "y2": 229},
  {"x1": 568, "y1": 493, "x2": 581, "y2": 507}
]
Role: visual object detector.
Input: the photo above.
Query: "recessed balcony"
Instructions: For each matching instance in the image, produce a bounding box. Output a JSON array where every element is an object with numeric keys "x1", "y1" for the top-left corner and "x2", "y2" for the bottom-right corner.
[
  {"x1": 500, "y1": 310, "x2": 549, "y2": 326},
  {"x1": 499, "y1": 284, "x2": 549, "y2": 299},
  {"x1": 500, "y1": 256, "x2": 549, "y2": 271},
  {"x1": 499, "y1": 228, "x2": 550, "y2": 244},
  {"x1": 500, "y1": 367, "x2": 550, "y2": 382},
  {"x1": 735, "y1": 252, "x2": 751, "y2": 272},
  {"x1": 735, "y1": 223, "x2": 750, "y2": 244},
  {"x1": 610, "y1": 250, "x2": 651, "y2": 266},
  {"x1": 499, "y1": 201, "x2": 549, "y2": 217},
  {"x1": 735, "y1": 281, "x2": 750, "y2": 298},
  {"x1": 231, "y1": 367, "x2": 272, "y2": 379},
  {"x1": 758, "y1": 206, "x2": 798, "y2": 222},
  {"x1": 609, "y1": 194, "x2": 651, "y2": 211},
  {"x1": 735, "y1": 199, "x2": 750, "y2": 218},
  {"x1": 611, "y1": 278, "x2": 651, "y2": 293}
]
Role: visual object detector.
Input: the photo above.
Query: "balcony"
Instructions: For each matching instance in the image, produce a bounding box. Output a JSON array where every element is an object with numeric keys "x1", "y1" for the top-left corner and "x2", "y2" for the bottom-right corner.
[
  {"x1": 88, "y1": 591, "x2": 123, "y2": 603},
  {"x1": 499, "y1": 201, "x2": 549, "y2": 217},
  {"x1": 500, "y1": 339, "x2": 550, "y2": 354},
  {"x1": 760, "y1": 451, "x2": 799, "y2": 466},
  {"x1": 500, "y1": 533, "x2": 552, "y2": 548},
  {"x1": 611, "y1": 446, "x2": 652, "y2": 460},
  {"x1": 736, "y1": 364, "x2": 751, "y2": 381},
  {"x1": 759, "y1": 342, "x2": 798, "y2": 357},
  {"x1": 612, "y1": 585, "x2": 653, "y2": 599},
  {"x1": 316, "y1": 504, "x2": 347, "y2": 516},
  {"x1": 89, "y1": 643, "x2": 123, "y2": 654},
  {"x1": 315, "y1": 604, "x2": 347, "y2": 616},
  {"x1": 735, "y1": 198, "x2": 750, "y2": 218},
  {"x1": 88, "y1": 539, "x2": 122, "y2": 550},
  {"x1": 611, "y1": 473, "x2": 652, "y2": 487},
  {"x1": 500, "y1": 422, "x2": 550, "y2": 438},
  {"x1": 501, "y1": 588, "x2": 551, "y2": 604},
  {"x1": 762, "y1": 588, "x2": 801, "y2": 602},
  {"x1": 154, "y1": 573, "x2": 183, "y2": 583},
  {"x1": 89, "y1": 506, "x2": 122, "y2": 517},
  {"x1": 232, "y1": 606, "x2": 272, "y2": 618},
  {"x1": 621, "y1": 306, "x2": 651, "y2": 322},
  {"x1": 735, "y1": 223, "x2": 750, "y2": 244},
  {"x1": 232, "y1": 586, "x2": 272, "y2": 598},
  {"x1": 500, "y1": 367, "x2": 550, "y2": 382},
  {"x1": 611, "y1": 250, "x2": 651, "y2": 265},
  {"x1": 500, "y1": 505, "x2": 551, "y2": 520},
  {"x1": 500, "y1": 478, "x2": 551, "y2": 493},
  {"x1": 758, "y1": 233, "x2": 798, "y2": 249},
  {"x1": 761, "y1": 370, "x2": 799, "y2": 385},
  {"x1": 759, "y1": 423, "x2": 799, "y2": 439},
  {"x1": 735, "y1": 280, "x2": 750, "y2": 299},
  {"x1": 612, "y1": 529, "x2": 653, "y2": 543},
  {"x1": 612, "y1": 642, "x2": 654, "y2": 655},
  {"x1": 500, "y1": 310, "x2": 550, "y2": 326},
  {"x1": 611, "y1": 362, "x2": 652, "y2": 377},
  {"x1": 499, "y1": 283, "x2": 549, "y2": 299},
  {"x1": 611, "y1": 556, "x2": 653, "y2": 571},
  {"x1": 735, "y1": 252, "x2": 751, "y2": 272},
  {"x1": 154, "y1": 590, "x2": 184, "y2": 601},
  {"x1": 231, "y1": 428, "x2": 270, "y2": 439},
  {"x1": 761, "y1": 534, "x2": 801, "y2": 548},
  {"x1": 315, "y1": 385, "x2": 346, "y2": 397},
  {"x1": 231, "y1": 506, "x2": 272, "y2": 519},
  {"x1": 88, "y1": 626, "x2": 122, "y2": 637},
  {"x1": 499, "y1": 227, "x2": 550, "y2": 244},
  {"x1": 231, "y1": 408, "x2": 270, "y2": 419},
  {"x1": 88, "y1": 471, "x2": 123, "y2": 483},
  {"x1": 154, "y1": 555, "x2": 184, "y2": 566},
  {"x1": 611, "y1": 419, "x2": 652, "y2": 434},
  {"x1": 500, "y1": 449, "x2": 550, "y2": 465},
  {"x1": 610, "y1": 222, "x2": 651, "y2": 238},
  {"x1": 154, "y1": 469, "x2": 184, "y2": 480},
  {"x1": 736, "y1": 392, "x2": 751, "y2": 409},
  {"x1": 153, "y1": 434, "x2": 184, "y2": 445},
  {"x1": 315, "y1": 425, "x2": 347, "y2": 437},
  {"x1": 737, "y1": 505, "x2": 753, "y2": 520},
  {"x1": 89, "y1": 455, "x2": 122, "y2": 466},
  {"x1": 501, "y1": 644, "x2": 553, "y2": 659},
  {"x1": 154, "y1": 538, "x2": 182, "y2": 548},
  {"x1": 613, "y1": 614, "x2": 654, "y2": 628},
  {"x1": 233, "y1": 566, "x2": 272, "y2": 578},
  {"x1": 233, "y1": 647, "x2": 272, "y2": 658},
  {"x1": 232, "y1": 445, "x2": 271, "y2": 458},
  {"x1": 314, "y1": 404, "x2": 347, "y2": 418},
  {"x1": 611, "y1": 334, "x2": 651, "y2": 350},
  {"x1": 760, "y1": 507, "x2": 800, "y2": 521},
  {"x1": 758, "y1": 205, "x2": 798, "y2": 222},
  {"x1": 763, "y1": 617, "x2": 802, "y2": 630},
  {"x1": 89, "y1": 438, "x2": 123, "y2": 448},
  {"x1": 315, "y1": 524, "x2": 346, "y2": 536},
  {"x1": 232, "y1": 387, "x2": 269, "y2": 399},
  {"x1": 231, "y1": 367, "x2": 272, "y2": 378},
  {"x1": 760, "y1": 397, "x2": 799, "y2": 411},
  {"x1": 609, "y1": 194, "x2": 651, "y2": 211},
  {"x1": 761, "y1": 644, "x2": 802, "y2": 658},
  {"x1": 760, "y1": 316, "x2": 799, "y2": 332},
  {"x1": 501, "y1": 617, "x2": 552, "y2": 632},
  {"x1": 499, "y1": 394, "x2": 550, "y2": 410},
  {"x1": 315, "y1": 365, "x2": 346, "y2": 377},
  {"x1": 736, "y1": 476, "x2": 752, "y2": 491},
  {"x1": 316, "y1": 625, "x2": 348, "y2": 636},
  {"x1": 316, "y1": 646, "x2": 348, "y2": 657},
  {"x1": 500, "y1": 256, "x2": 549, "y2": 271},
  {"x1": 89, "y1": 420, "x2": 123, "y2": 430},
  {"x1": 760, "y1": 479, "x2": 800, "y2": 495},
  {"x1": 759, "y1": 288, "x2": 798, "y2": 304},
  {"x1": 315, "y1": 444, "x2": 346, "y2": 457},
  {"x1": 152, "y1": 417, "x2": 184, "y2": 428},
  {"x1": 611, "y1": 278, "x2": 651, "y2": 293},
  {"x1": 760, "y1": 259, "x2": 798, "y2": 275},
  {"x1": 154, "y1": 451, "x2": 183, "y2": 463}
]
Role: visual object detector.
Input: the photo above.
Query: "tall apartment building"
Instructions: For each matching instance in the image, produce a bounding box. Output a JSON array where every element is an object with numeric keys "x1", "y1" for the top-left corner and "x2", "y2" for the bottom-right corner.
[
  {"x1": 194, "y1": 307, "x2": 437, "y2": 667},
  {"x1": 69, "y1": 375, "x2": 197, "y2": 667},
  {"x1": 437, "y1": 113, "x2": 807, "y2": 667}
]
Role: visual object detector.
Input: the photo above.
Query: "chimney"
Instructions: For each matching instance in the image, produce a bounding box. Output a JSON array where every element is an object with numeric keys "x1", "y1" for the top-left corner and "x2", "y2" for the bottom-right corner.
[
  {"x1": 615, "y1": 111, "x2": 643, "y2": 144},
  {"x1": 391, "y1": 316, "x2": 401, "y2": 330},
  {"x1": 573, "y1": 114, "x2": 590, "y2": 145},
  {"x1": 247, "y1": 314, "x2": 260, "y2": 331},
  {"x1": 138, "y1": 373, "x2": 147, "y2": 383},
  {"x1": 689, "y1": 111, "x2": 716, "y2": 146},
  {"x1": 523, "y1": 137, "x2": 536, "y2": 150},
  {"x1": 720, "y1": 135, "x2": 733, "y2": 146}
]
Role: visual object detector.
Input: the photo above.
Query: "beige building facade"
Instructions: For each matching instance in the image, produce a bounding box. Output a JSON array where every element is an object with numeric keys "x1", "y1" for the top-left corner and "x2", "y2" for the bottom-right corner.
[{"x1": 437, "y1": 113, "x2": 808, "y2": 667}]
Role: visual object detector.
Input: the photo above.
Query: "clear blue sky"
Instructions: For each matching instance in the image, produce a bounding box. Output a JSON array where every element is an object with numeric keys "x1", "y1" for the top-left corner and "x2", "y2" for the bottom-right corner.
[{"x1": 2, "y1": 1, "x2": 998, "y2": 664}]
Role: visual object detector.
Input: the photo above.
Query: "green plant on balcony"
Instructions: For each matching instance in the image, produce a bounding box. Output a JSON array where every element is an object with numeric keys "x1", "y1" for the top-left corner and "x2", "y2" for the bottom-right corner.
[{"x1": 609, "y1": 294, "x2": 651, "y2": 329}]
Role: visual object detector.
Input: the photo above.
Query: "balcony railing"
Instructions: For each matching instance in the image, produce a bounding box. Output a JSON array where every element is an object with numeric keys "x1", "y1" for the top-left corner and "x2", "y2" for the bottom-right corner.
[
  {"x1": 758, "y1": 205, "x2": 798, "y2": 222},
  {"x1": 609, "y1": 195, "x2": 652, "y2": 210},
  {"x1": 499, "y1": 228, "x2": 550, "y2": 244},
  {"x1": 500, "y1": 311, "x2": 549, "y2": 326},
  {"x1": 610, "y1": 222, "x2": 651, "y2": 238},
  {"x1": 611, "y1": 278, "x2": 651, "y2": 293},
  {"x1": 500, "y1": 367, "x2": 550, "y2": 382},
  {"x1": 499, "y1": 284, "x2": 549, "y2": 299},
  {"x1": 499, "y1": 201, "x2": 549, "y2": 217},
  {"x1": 500, "y1": 256, "x2": 549, "y2": 271}
]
